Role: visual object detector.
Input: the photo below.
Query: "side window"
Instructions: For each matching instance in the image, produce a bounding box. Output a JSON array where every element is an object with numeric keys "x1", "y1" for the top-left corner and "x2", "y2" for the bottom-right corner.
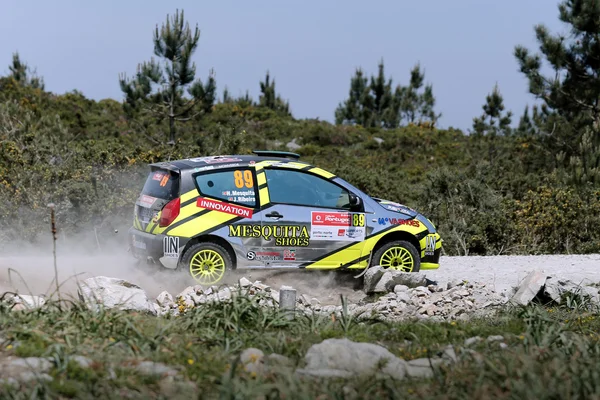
[
  {"x1": 265, "y1": 169, "x2": 350, "y2": 209},
  {"x1": 195, "y1": 168, "x2": 257, "y2": 207}
]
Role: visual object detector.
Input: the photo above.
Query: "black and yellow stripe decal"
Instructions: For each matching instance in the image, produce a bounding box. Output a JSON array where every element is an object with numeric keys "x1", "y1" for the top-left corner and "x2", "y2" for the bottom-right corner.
[
  {"x1": 300, "y1": 224, "x2": 430, "y2": 270},
  {"x1": 253, "y1": 160, "x2": 338, "y2": 181}
]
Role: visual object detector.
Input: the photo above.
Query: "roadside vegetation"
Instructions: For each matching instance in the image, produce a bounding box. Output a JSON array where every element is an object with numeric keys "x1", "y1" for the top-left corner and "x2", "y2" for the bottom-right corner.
[{"x1": 1, "y1": 290, "x2": 600, "y2": 398}]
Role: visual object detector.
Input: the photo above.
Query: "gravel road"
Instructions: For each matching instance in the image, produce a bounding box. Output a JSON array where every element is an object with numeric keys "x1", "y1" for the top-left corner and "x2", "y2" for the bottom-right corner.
[
  {"x1": 427, "y1": 254, "x2": 600, "y2": 294},
  {"x1": 1, "y1": 253, "x2": 599, "y2": 305}
]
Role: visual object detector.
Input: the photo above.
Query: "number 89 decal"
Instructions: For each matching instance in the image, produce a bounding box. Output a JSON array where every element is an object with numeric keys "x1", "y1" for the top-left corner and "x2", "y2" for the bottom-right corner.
[
  {"x1": 233, "y1": 170, "x2": 254, "y2": 189},
  {"x1": 352, "y1": 214, "x2": 365, "y2": 227}
]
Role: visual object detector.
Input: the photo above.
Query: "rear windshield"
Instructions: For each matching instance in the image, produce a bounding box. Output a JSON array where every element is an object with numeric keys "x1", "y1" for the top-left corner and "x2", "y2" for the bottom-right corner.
[{"x1": 141, "y1": 169, "x2": 180, "y2": 200}]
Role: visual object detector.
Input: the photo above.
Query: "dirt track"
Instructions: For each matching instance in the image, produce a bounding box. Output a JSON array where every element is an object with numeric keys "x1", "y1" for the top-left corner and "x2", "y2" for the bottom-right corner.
[{"x1": 1, "y1": 251, "x2": 600, "y2": 306}]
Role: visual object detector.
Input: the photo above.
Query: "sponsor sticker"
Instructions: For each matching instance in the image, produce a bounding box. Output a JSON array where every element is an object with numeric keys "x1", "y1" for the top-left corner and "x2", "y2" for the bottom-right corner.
[
  {"x1": 283, "y1": 249, "x2": 296, "y2": 261},
  {"x1": 248, "y1": 251, "x2": 281, "y2": 261},
  {"x1": 425, "y1": 236, "x2": 437, "y2": 256},
  {"x1": 139, "y1": 194, "x2": 156, "y2": 208},
  {"x1": 193, "y1": 166, "x2": 215, "y2": 172},
  {"x1": 377, "y1": 217, "x2": 420, "y2": 227},
  {"x1": 188, "y1": 156, "x2": 243, "y2": 164},
  {"x1": 229, "y1": 225, "x2": 310, "y2": 247},
  {"x1": 197, "y1": 197, "x2": 253, "y2": 218},
  {"x1": 221, "y1": 189, "x2": 256, "y2": 204},
  {"x1": 152, "y1": 172, "x2": 165, "y2": 181},
  {"x1": 163, "y1": 236, "x2": 180, "y2": 258},
  {"x1": 310, "y1": 212, "x2": 366, "y2": 241}
]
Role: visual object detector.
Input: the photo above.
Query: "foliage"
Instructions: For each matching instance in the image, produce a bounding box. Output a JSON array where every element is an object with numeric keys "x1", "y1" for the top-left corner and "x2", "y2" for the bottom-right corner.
[
  {"x1": 471, "y1": 83, "x2": 513, "y2": 137},
  {"x1": 514, "y1": 0, "x2": 600, "y2": 183},
  {"x1": 258, "y1": 71, "x2": 291, "y2": 116},
  {"x1": 417, "y1": 165, "x2": 518, "y2": 256},
  {"x1": 8, "y1": 52, "x2": 45, "y2": 90},
  {"x1": 513, "y1": 184, "x2": 600, "y2": 254},
  {"x1": 335, "y1": 60, "x2": 441, "y2": 128},
  {"x1": 118, "y1": 9, "x2": 217, "y2": 144}
]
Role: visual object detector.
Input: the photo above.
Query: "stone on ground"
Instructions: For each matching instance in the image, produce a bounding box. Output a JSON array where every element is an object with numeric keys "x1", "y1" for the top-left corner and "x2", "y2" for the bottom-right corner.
[{"x1": 78, "y1": 276, "x2": 157, "y2": 315}]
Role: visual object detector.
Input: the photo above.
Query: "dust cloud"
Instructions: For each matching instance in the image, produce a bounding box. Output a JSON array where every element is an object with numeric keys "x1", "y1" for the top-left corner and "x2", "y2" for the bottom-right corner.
[{"x1": 0, "y1": 221, "x2": 366, "y2": 305}]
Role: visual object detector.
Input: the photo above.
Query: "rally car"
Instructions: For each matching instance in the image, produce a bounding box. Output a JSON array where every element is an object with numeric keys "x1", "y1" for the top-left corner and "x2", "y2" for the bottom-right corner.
[{"x1": 128, "y1": 150, "x2": 442, "y2": 285}]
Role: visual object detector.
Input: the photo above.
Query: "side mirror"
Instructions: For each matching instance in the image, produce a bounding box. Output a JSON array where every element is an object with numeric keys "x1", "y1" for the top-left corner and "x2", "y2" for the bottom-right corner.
[{"x1": 349, "y1": 193, "x2": 362, "y2": 210}]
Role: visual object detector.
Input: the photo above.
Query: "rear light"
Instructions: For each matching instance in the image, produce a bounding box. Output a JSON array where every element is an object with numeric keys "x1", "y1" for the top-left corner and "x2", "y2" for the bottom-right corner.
[{"x1": 159, "y1": 198, "x2": 180, "y2": 227}]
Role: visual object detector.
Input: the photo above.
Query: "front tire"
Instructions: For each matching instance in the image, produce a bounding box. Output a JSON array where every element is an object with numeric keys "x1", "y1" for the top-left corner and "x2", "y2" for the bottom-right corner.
[
  {"x1": 179, "y1": 242, "x2": 233, "y2": 285},
  {"x1": 371, "y1": 240, "x2": 420, "y2": 272}
]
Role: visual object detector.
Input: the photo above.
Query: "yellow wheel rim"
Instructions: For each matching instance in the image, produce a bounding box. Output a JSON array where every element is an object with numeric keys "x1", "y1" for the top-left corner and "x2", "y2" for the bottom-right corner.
[
  {"x1": 189, "y1": 249, "x2": 226, "y2": 285},
  {"x1": 379, "y1": 247, "x2": 414, "y2": 272}
]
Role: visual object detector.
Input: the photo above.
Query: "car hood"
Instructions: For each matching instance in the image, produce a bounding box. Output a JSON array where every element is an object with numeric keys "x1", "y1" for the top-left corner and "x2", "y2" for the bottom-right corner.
[{"x1": 371, "y1": 197, "x2": 419, "y2": 217}]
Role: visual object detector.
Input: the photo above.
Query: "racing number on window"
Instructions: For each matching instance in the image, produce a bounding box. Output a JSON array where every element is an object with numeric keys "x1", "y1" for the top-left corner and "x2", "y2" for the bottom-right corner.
[
  {"x1": 352, "y1": 214, "x2": 365, "y2": 227},
  {"x1": 234, "y1": 170, "x2": 253, "y2": 189},
  {"x1": 159, "y1": 175, "x2": 169, "y2": 187}
]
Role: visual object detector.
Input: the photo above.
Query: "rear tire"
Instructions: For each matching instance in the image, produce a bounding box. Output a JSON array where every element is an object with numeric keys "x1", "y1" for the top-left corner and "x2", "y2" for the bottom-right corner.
[
  {"x1": 371, "y1": 240, "x2": 420, "y2": 272},
  {"x1": 179, "y1": 242, "x2": 233, "y2": 286}
]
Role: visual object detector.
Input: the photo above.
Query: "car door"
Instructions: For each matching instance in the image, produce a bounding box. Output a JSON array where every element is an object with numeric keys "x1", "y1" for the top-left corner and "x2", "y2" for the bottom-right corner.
[{"x1": 260, "y1": 168, "x2": 366, "y2": 268}]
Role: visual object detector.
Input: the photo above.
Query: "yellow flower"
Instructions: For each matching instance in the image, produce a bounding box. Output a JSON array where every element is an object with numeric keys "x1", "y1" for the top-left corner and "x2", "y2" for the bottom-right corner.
[
  {"x1": 109, "y1": 337, "x2": 115, "y2": 343},
  {"x1": 187, "y1": 359, "x2": 194, "y2": 365},
  {"x1": 6, "y1": 345, "x2": 12, "y2": 350}
]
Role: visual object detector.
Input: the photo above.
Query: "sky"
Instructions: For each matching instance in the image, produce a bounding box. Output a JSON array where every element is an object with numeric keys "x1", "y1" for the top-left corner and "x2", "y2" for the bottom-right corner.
[{"x1": 1, "y1": 0, "x2": 568, "y2": 131}]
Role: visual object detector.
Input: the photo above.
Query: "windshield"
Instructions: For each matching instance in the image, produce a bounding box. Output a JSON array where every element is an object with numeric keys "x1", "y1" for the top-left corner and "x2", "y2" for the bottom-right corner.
[{"x1": 141, "y1": 168, "x2": 180, "y2": 200}]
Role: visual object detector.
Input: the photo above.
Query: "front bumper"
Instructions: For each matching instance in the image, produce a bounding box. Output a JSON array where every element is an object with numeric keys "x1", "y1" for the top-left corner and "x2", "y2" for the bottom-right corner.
[
  {"x1": 421, "y1": 247, "x2": 441, "y2": 269},
  {"x1": 128, "y1": 227, "x2": 188, "y2": 269}
]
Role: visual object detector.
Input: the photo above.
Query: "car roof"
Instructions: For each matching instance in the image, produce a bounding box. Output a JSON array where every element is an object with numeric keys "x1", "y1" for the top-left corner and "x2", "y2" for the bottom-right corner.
[{"x1": 148, "y1": 151, "x2": 313, "y2": 171}]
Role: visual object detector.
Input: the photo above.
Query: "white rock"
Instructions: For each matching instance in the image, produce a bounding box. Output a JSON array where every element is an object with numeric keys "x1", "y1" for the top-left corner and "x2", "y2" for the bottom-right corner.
[
  {"x1": 509, "y1": 269, "x2": 546, "y2": 306},
  {"x1": 239, "y1": 277, "x2": 252, "y2": 287},
  {"x1": 464, "y1": 336, "x2": 481, "y2": 346},
  {"x1": 156, "y1": 291, "x2": 174, "y2": 307},
  {"x1": 177, "y1": 286, "x2": 196, "y2": 299},
  {"x1": 363, "y1": 266, "x2": 386, "y2": 294},
  {"x1": 406, "y1": 358, "x2": 445, "y2": 379},
  {"x1": 71, "y1": 355, "x2": 93, "y2": 369},
  {"x1": 296, "y1": 338, "x2": 407, "y2": 380},
  {"x1": 0, "y1": 357, "x2": 54, "y2": 386},
  {"x1": 396, "y1": 292, "x2": 412, "y2": 303},
  {"x1": 216, "y1": 287, "x2": 232, "y2": 300},
  {"x1": 135, "y1": 361, "x2": 179, "y2": 377},
  {"x1": 9, "y1": 294, "x2": 46, "y2": 308},
  {"x1": 394, "y1": 285, "x2": 409, "y2": 293},
  {"x1": 78, "y1": 276, "x2": 157, "y2": 315}
]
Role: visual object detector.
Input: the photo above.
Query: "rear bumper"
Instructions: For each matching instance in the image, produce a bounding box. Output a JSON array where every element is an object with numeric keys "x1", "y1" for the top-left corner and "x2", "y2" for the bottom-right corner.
[{"x1": 128, "y1": 227, "x2": 188, "y2": 269}]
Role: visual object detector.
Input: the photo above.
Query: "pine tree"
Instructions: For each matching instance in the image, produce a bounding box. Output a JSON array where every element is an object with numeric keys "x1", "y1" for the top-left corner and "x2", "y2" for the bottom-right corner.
[
  {"x1": 514, "y1": 0, "x2": 600, "y2": 182},
  {"x1": 8, "y1": 53, "x2": 44, "y2": 90},
  {"x1": 258, "y1": 71, "x2": 291, "y2": 116},
  {"x1": 471, "y1": 84, "x2": 513, "y2": 165},
  {"x1": 516, "y1": 106, "x2": 535, "y2": 136},
  {"x1": 222, "y1": 86, "x2": 232, "y2": 104},
  {"x1": 334, "y1": 67, "x2": 370, "y2": 126},
  {"x1": 471, "y1": 84, "x2": 513, "y2": 136},
  {"x1": 119, "y1": 9, "x2": 216, "y2": 144},
  {"x1": 335, "y1": 60, "x2": 441, "y2": 128}
]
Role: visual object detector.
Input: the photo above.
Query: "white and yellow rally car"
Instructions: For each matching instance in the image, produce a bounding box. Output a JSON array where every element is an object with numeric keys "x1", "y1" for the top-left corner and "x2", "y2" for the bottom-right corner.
[{"x1": 128, "y1": 151, "x2": 442, "y2": 285}]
